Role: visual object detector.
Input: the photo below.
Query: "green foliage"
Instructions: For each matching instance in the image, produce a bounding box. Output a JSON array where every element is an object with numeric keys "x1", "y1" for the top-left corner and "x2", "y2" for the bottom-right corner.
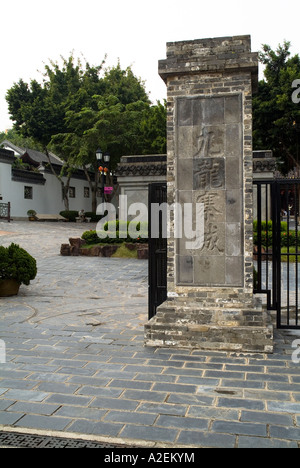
[
  {"x1": 0, "y1": 243, "x2": 37, "y2": 286},
  {"x1": 111, "y1": 244, "x2": 138, "y2": 259},
  {"x1": 59, "y1": 210, "x2": 79, "y2": 222},
  {"x1": 81, "y1": 230, "x2": 101, "y2": 245},
  {"x1": 253, "y1": 230, "x2": 300, "y2": 248},
  {"x1": 59, "y1": 210, "x2": 103, "y2": 222},
  {"x1": 84, "y1": 212, "x2": 103, "y2": 222},
  {"x1": 5, "y1": 55, "x2": 167, "y2": 212},
  {"x1": 82, "y1": 221, "x2": 148, "y2": 245},
  {"x1": 138, "y1": 100, "x2": 167, "y2": 154},
  {"x1": 253, "y1": 267, "x2": 258, "y2": 289},
  {"x1": 253, "y1": 220, "x2": 288, "y2": 232},
  {"x1": 5, "y1": 56, "x2": 164, "y2": 166},
  {"x1": 253, "y1": 220, "x2": 300, "y2": 247},
  {"x1": 101, "y1": 62, "x2": 150, "y2": 106},
  {"x1": 27, "y1": 210, "x2": 36, "y2": 216},
  {"x1": 0, "y1": 129, "x2": 43, "y2": 151},
  {"x1": 6, "y1": 56, "x2": 105, "y2": 148},
  {"x1": 253, "y1": 41, "x2": 300, "y2": 172}
]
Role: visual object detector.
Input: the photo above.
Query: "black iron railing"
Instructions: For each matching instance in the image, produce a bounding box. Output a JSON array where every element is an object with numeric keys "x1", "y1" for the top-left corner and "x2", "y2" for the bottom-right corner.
[
  {"x1": 148, "y1": 183, "x2": 167, "y2": 320},
  {"x1": 253, "y1": 180, "x2": 300, "y2": 329},
  {"x1": 0, "y1": 202, "x2": 11, "y2": 223}
]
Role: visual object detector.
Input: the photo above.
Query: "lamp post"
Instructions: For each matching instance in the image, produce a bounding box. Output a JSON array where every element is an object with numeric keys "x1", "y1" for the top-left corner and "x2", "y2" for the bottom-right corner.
[{"x1": 96, "y1": 148, "x2": 110, "y2": 204}]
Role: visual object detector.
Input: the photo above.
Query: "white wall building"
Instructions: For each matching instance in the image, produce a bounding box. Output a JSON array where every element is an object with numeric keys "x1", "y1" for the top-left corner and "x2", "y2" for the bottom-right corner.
[{"x1": 0, "y1": 141, "x2": 96, "y2": 219}]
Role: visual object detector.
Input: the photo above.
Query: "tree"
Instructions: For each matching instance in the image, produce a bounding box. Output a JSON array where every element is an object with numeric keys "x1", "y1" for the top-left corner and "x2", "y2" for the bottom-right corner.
[
  {"x1": 6, "y1": 55, "x2": 105, "y2": 210},
  {"x1": 253, "y1": 42, "x2": 300, "y2": 172},
  {"x1": 0, "y1": 128, "x2": 42, "y2": 151},
  {"x1": 101, "y1": 62, "x2": 150, "y2": 106},
  {"x1": 5, "y1": 57, "x2": 167, "y2": 212},
  {"x1": 50, "y1": 65, "x2": 166, "y2": 212},
  {"x1": 138, "y1": 100, "x2": 167, "y2": 155}
]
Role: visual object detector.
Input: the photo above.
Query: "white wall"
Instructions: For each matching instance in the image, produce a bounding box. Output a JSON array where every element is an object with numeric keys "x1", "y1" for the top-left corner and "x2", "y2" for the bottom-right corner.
[
  {"x1": 0, "y1": 162, "x2": 95, "y2": 217},
  {"x1": 118, "y1": 175, "x2": 165, "y2": 222}
]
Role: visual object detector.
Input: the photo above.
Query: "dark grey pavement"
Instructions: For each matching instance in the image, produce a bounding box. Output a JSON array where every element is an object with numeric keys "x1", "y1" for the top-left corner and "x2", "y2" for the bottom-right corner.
[{"x1": 0, "y1": 221, "x2": 300, "y2": 448}]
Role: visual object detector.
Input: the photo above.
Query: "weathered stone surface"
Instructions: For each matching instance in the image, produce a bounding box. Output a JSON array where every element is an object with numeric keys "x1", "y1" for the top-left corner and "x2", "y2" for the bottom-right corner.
[
  {"x1": 137, "y1": 244, "x2": 149, "y2": 259},
  {"x1": 69, "y1": 237, "x2": 86, "y2": 248},
  {"x1": 145, "y1": 35, "x2": 273, "y2": 353},
  {"x1": 99, "y1": 245, "x2": 118, "y2": 257},
  {"x1": 60, "y1": 244, "x2": 71, "y2": 256},
  {"x1": 61, "y1": 240, "x2": 148, "y2": 259},
  {"x1": 79, "y1": 247, "x2": 92, "y2": 256}
]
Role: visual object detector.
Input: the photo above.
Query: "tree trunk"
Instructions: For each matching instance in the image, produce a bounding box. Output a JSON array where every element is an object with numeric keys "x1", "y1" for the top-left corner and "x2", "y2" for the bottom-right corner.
[
  {"x1": 44, "y1": 147, "x2": 71, "y2": 211},
  {"x1": 83, "y1": 165, "x2": 98, "y2": 213}
]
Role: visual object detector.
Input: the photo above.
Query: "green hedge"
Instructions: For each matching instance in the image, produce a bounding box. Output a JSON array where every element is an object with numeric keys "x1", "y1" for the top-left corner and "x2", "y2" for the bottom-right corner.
[
  {"x1": 60, "y1": 211, "x2": 78, "y2": 222},
  {"x1": 253, "y1": 220, "x2": 288, "y2": 232},
  {"x1": 59, "y1": 211, "x2": 104, "y2": 222},
  {"x1": 82, "y1": 221, "x2": 149, "y2": 245},
  {"x1": 253, "y1": 227, "x2": 300, "y2": 248},
  {"x1": 0, "y1": 243, "x2": 37, "y2": 285}
]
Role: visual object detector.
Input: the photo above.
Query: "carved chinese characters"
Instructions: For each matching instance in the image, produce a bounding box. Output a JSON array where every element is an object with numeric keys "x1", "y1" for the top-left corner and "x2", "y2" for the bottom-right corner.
[{"x1": 176, "y1": 95, "x2": 243, "y2": 287}]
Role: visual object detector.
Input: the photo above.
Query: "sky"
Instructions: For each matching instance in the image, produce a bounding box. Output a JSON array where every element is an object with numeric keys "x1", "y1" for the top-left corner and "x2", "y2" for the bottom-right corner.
[{"x1": 1, "y1": 0, "x2": 300, "y2": 131}]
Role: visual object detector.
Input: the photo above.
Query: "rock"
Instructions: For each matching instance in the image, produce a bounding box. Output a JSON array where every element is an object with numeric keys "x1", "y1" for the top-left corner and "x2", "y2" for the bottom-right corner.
[
  {"x1": 69, "y1": 237, "x2": 86, "y2": 247},
  {"x1": 99, "y1": 245, "x2": 118, "y2": 257},
  {"x1": 79, "y1": 248, "x2": 92, "y2": 256},
  {"x1": 90, "y1": 246, "x2": 102, "y2": 256},
  {"x1": 137, "y1": 244, "x2": 148, "y2": 259},
  {"x1": 60, "y1": 244, "x2": 71, "y2": 256},
  {"x1": 125, "y1": 243, "x2": 137, "y2": 251}
]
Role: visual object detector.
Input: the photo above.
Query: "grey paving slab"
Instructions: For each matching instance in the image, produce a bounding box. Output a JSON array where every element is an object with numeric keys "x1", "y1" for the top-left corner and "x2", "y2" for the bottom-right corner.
[
  {"x1": 15, "y1": 414, "x2": 72, "y2": 431},
  {"x1": 238, "y1": 436, "x2": 298, "y2": 449},
  {"x1": 212, "y1": 420, "x2": 267, "y2": 437},
  {"x1": 177, "y1": 430, "x2": 236, "y2": 448},
  {"x1": 1, "y1": 221, "x2": 300, "y2": 448},
  {"x1": 120, "y1": 425, "x2": 178, "y2": 444},
  {"x1": 67, "y1": 419, "x2": 123, "y2": 437},
  {"x1": 6, "y1": 401, "x2": 61, "y2": 416}
]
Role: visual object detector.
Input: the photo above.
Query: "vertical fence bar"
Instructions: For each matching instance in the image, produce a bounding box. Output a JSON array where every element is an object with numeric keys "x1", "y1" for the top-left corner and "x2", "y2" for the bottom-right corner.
[
  {"x1": 148, "y1": 183, "x2": 167, "y2": 320},
  {"x1": 148, "y1": 184, "x2": 154, "y2": 320},
  {"x1": 295, "y1": 183, "x2": 299, "y2": 326},
  {"x1": 257, "y1": 183, "x2": 262, "y2": 291},
  {"x1": 275, "y1": 181, "x2": 282, "y2": 329},
  {"x1": 265, "y1": 183, "x2": 270, "y2": 308},
  {"x1": 287, "y1": 184, "x2": 290, "y2": 326},
  {"x1": 254, "y1": 179, "x2": 300, "y2": 329}
]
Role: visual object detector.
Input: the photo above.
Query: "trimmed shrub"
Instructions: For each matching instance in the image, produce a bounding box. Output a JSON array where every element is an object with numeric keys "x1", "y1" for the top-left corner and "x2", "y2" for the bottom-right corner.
[
  {"x1": 59, "y1": 211, "x2": 79, "y2": 222},
  {"x1": 0, "y1": 243, "x2": 37, "y2": 285},
  {"x1": 82, "y1": 224, "x2": 149, "y2": 245},
  {"x1": 85, "y1": 212, "x2": 103, "y2": 222}
]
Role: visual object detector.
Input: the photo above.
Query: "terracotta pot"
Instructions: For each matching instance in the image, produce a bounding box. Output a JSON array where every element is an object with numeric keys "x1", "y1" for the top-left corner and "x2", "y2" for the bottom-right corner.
[{"x1": 0, "y1": 279, "x2": 21, "y2": 297}]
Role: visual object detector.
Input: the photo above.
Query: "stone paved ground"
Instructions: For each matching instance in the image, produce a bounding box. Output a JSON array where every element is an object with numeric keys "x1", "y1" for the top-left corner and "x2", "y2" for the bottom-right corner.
[{"x1": 0, "y1": 221, "x2": 300, "y2": 448}]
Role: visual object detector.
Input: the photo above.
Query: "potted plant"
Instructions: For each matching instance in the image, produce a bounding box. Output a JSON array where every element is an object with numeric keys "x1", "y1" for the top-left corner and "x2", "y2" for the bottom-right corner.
[
  {"x1": 0, "y1": 243, "x2": 37, "y2": 297},
  {"x1": 27, "y1": 210, "x2": 37, "y2": 221}
]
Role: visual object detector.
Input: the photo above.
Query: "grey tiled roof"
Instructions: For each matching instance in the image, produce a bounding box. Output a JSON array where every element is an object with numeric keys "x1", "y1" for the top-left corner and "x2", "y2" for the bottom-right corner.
[{"x1": 0, "y1": 140, "x2": 63, "y2": 166}]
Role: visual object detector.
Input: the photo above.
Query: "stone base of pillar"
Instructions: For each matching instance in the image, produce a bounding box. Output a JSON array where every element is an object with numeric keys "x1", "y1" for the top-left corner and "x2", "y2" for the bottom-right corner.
[{"x1": 145, "y1": 298, "x2": 273, "y2": 353}]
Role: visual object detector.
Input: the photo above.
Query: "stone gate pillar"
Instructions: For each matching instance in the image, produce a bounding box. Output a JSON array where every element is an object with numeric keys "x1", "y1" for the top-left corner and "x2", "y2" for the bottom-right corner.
[{"x1": 145, "y1": 36, "x2": 273, "y2": 353}]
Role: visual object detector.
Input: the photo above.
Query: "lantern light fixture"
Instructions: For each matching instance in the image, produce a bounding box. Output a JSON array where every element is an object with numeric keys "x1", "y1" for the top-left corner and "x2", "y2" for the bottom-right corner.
[{"x1": 96, "y1": 148, "x2": 103, "y2": 161}]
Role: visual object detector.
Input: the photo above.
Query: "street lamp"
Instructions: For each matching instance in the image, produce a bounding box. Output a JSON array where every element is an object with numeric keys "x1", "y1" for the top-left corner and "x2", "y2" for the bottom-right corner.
[
  {"x1": 96, "y1": 148, "x2": 103, "y2": 162},
  {"x1": 96, "y1": 148, "x2": 110, "y2": 203}
]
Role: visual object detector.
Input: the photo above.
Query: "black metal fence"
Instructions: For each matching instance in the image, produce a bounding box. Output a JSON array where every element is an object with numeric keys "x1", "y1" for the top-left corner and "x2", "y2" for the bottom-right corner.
[
  {"x1": 148, "y1": 183, "x2": 167, "y2": 320},
  {"x1": 254, "y1": 180, "x2": 300, "y2": 329},
  {"x1": 148, "y1": 180, "x2": 300, "y2": 329},
  {"x1": 0, "y1": 202, "x2": 11, "y2": 223}
]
